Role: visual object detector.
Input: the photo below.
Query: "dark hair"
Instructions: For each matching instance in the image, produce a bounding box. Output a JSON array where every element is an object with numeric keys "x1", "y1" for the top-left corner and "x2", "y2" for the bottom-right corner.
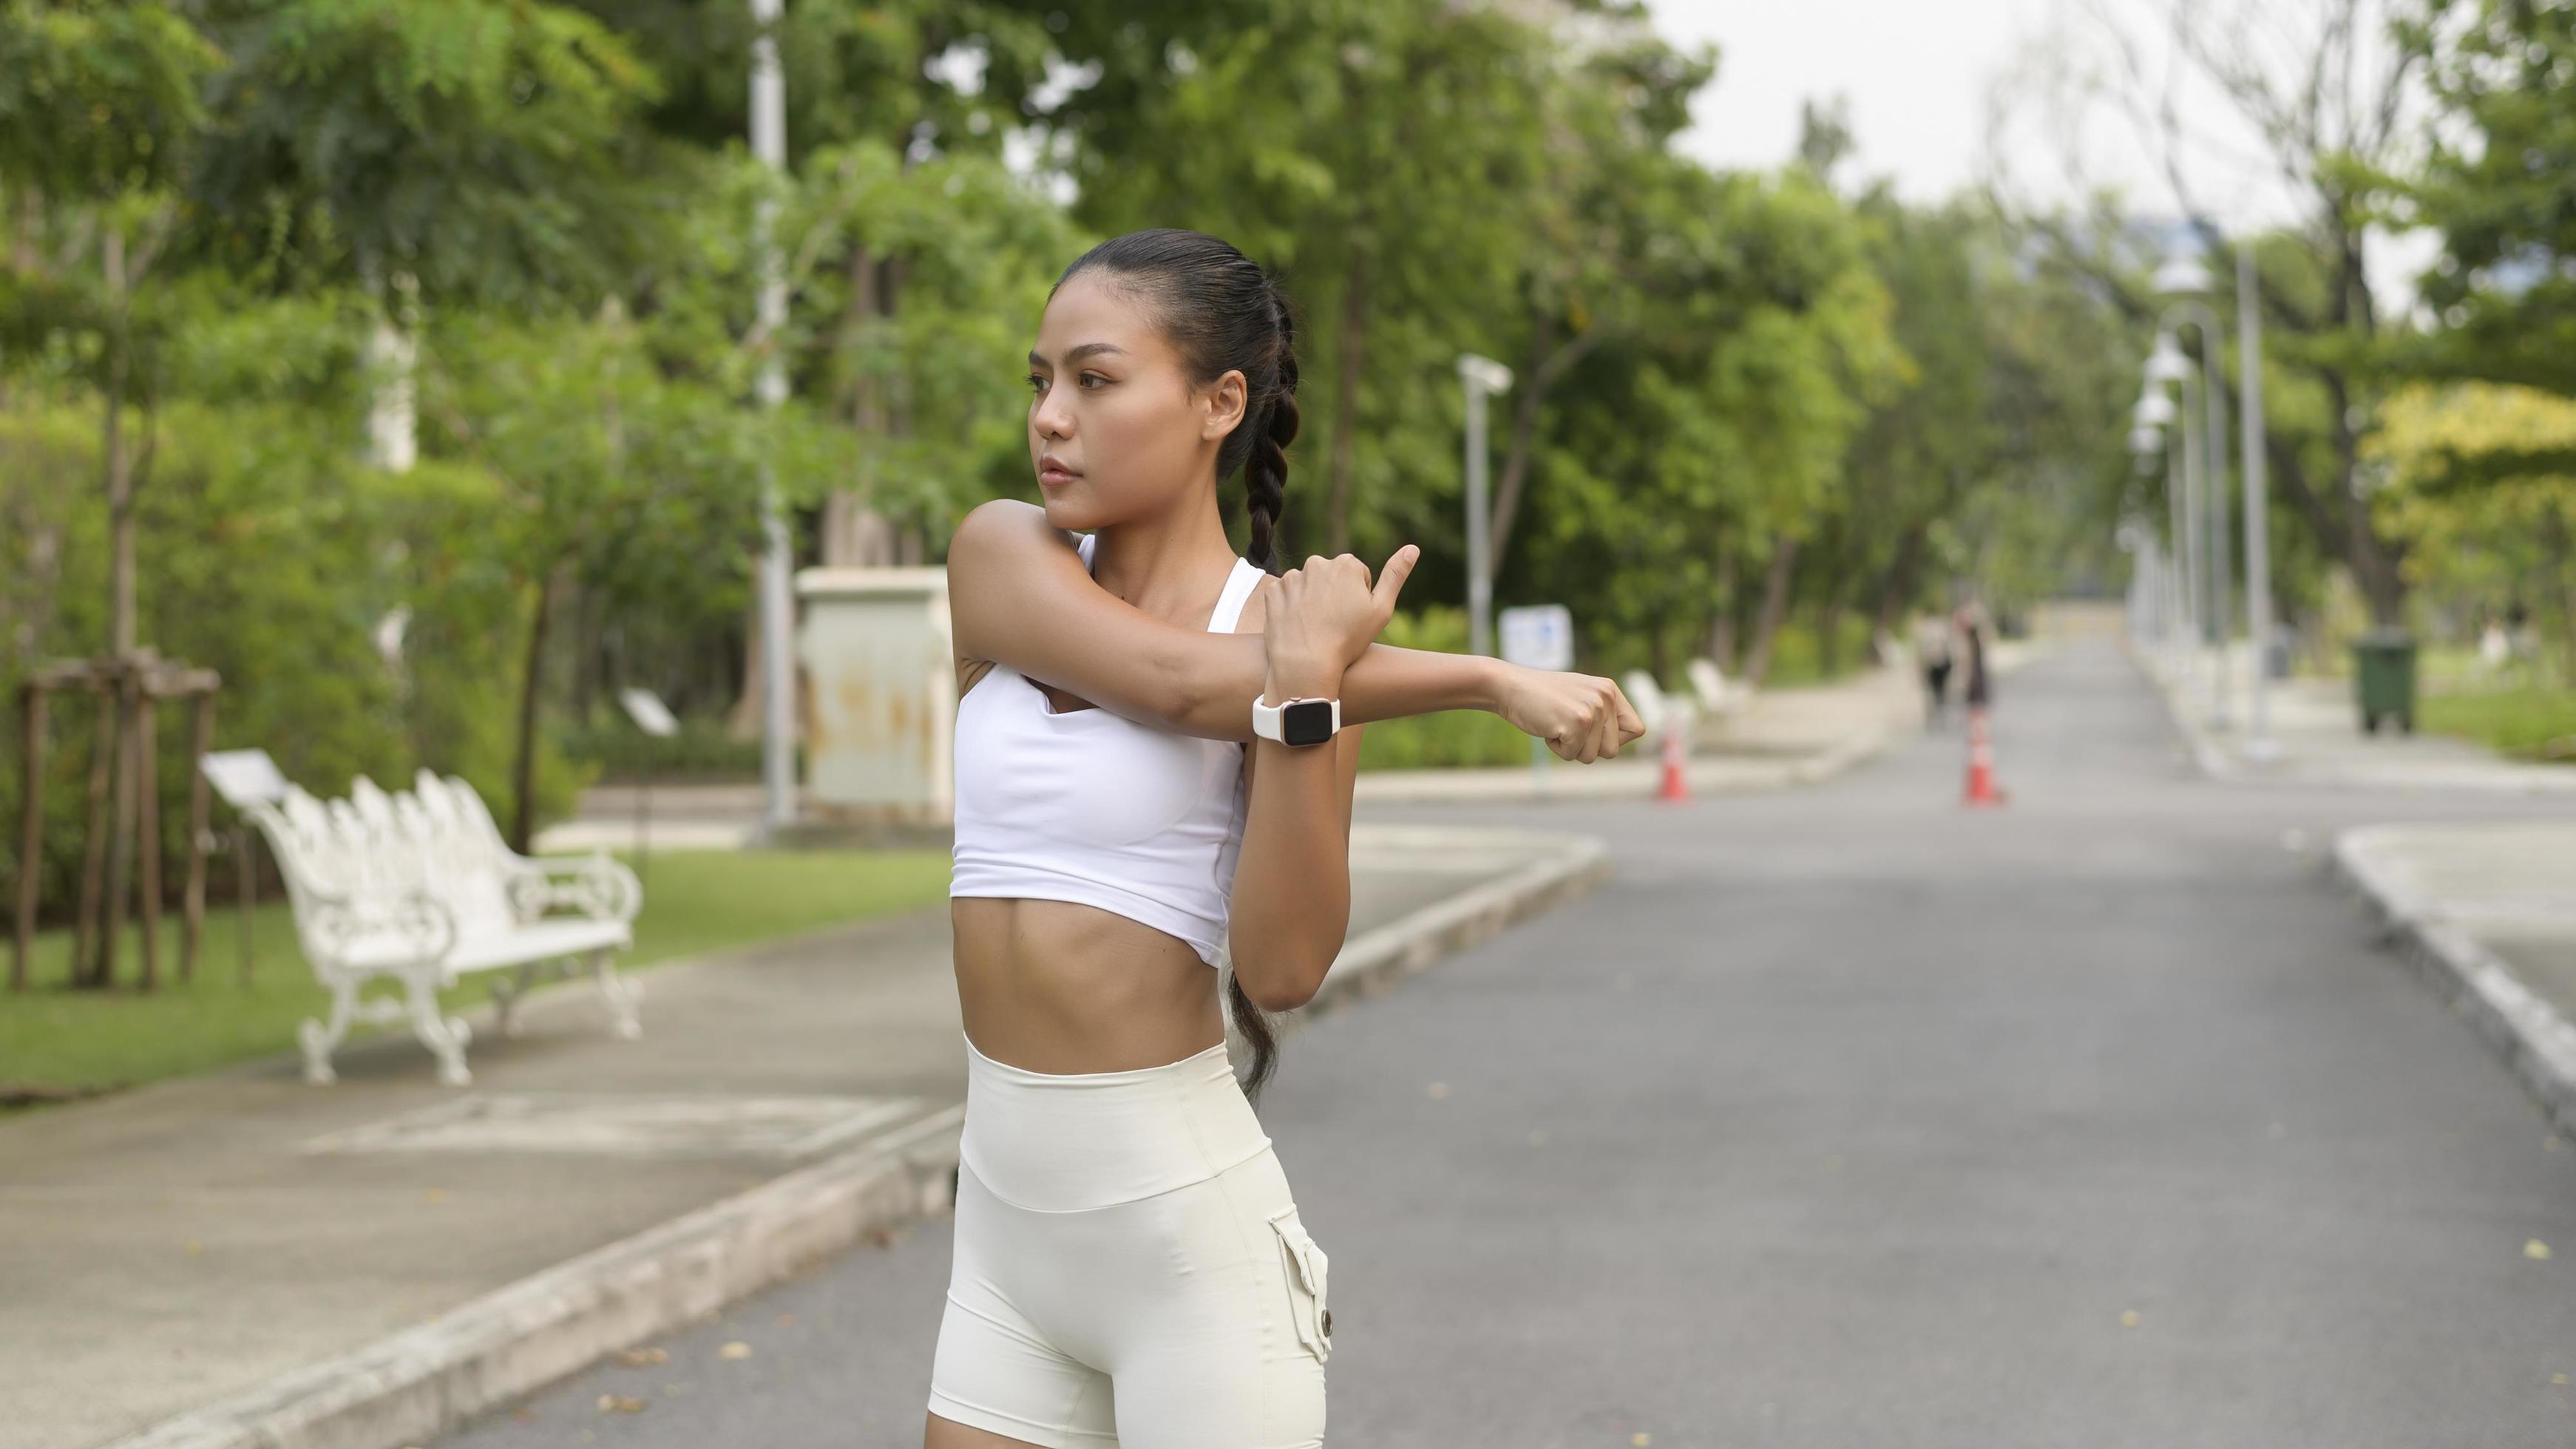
[{"x1": 1054, "y1": 228, "x2": 1300, "y2": 1101}]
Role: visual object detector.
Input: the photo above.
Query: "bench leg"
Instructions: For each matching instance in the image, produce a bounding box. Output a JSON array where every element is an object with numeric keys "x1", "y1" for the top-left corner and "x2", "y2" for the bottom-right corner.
[
  {"x1": 490, "y1": 962, "x2": 539, "y2": 1037},
  {"x1": 298, "y1": 977, "x2": 360, "y2": 1085},
  {"x1": 592, "y1": 949, "x2": 642, "y2": 1040},
  {"x1": 401, "y1": 969, "x2": 475, "y2": 1086}
]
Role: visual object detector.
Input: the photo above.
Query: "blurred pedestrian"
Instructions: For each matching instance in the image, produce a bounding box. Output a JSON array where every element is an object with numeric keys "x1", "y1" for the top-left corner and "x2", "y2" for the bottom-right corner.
[
  {"x1": 1913, "y1": 611, "x2": 1954, "y2": 727},
  {"x1": 2478, "y1": 610, "x2": 2512, "y2": 672},
  {"x1": 1957, "y1": 602, "x2": 1991, "y2": 713},
  {"x1": 932, "y1": 228, "x2": 1644, "y2": 1448}
]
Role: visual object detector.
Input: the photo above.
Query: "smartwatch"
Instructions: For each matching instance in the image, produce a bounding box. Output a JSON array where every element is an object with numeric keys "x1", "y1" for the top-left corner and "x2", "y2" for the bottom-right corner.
[{"x1": 1252, "y1": 695, "x2": 1341, "y2": 747}]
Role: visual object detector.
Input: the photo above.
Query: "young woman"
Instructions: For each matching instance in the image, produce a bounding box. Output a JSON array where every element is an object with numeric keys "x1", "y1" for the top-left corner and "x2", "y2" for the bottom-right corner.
[{"x1": 931, "y1": 228, "x2": 1643, "y2": 1449}]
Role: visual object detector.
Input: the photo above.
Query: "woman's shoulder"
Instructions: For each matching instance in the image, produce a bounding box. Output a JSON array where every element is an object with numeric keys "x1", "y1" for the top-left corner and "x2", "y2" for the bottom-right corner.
[{"x1": 951, "y1": 498, "x2": 1074, "y2": 576}]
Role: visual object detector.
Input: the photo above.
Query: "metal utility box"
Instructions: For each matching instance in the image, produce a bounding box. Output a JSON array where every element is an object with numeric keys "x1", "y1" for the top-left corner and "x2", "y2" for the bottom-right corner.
[{"x1": 796, "y1": 567, "x2": 954, "y2": 823}]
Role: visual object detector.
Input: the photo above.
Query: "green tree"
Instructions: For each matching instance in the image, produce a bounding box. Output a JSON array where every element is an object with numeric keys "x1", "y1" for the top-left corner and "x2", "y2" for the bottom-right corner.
[{"x1": 2399, "y1": 0, "x2": 2576, "y2": 469}]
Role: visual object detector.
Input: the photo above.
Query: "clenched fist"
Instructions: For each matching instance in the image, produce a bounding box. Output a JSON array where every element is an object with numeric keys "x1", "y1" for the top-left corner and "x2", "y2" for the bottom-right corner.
[
  {"x1": 1265, "y1": 546, "x2": 1420, "y2": 699},
  {"x1": 1494, "y1": 665, "x2": 1647, "y2": 763}
]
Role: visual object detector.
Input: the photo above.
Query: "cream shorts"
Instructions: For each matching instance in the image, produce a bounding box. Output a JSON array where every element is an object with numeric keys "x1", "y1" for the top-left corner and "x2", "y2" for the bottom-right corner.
[{"x1": 928, "y1": 1035, "x2": 1332, "y2": 1448}]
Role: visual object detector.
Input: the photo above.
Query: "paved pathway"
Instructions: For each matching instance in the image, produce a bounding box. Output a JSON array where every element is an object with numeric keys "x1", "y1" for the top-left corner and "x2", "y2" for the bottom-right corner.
[
  {"x1": 439, "y1": 639, "x2": 2576, "y2": 1448},
  {"x1": 0, "y1": 835, "x2": 1541, "y2": 1449}
]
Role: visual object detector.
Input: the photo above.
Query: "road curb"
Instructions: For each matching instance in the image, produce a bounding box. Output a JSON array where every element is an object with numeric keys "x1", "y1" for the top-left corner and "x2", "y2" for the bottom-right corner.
[
  {"x1": 2331, "y1": 828, "x2": 2576, "y2": 1142},
  {"x1": 102, "y1": 1105, "x2": 966, "y2": 1449},
  {"x1": 102, "y1": 830, "x2": 1610, "y2": 1449}
]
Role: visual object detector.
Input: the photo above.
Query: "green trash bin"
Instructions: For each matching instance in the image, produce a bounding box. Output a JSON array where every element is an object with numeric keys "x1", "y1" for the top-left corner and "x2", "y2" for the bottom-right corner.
[{"x1": 2350, "y1": 629, "x2": 2417, "y2": 735}]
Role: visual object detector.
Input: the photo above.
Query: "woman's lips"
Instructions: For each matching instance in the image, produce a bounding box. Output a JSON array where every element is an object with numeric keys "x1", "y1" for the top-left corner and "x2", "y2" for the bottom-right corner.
[{"x1": 1037, "y1": 460, "x2": 1079, "y2": 489}]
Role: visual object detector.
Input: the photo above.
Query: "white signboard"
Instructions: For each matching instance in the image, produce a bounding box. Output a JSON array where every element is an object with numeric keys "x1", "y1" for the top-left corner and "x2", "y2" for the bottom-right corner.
[
  {"x1": 200, "y1": 749, "x2": 291, "y2": 809},
  {"x1": 617, "y1": 687, "x2": 681, "y2": 739},
  {"x1": 1499, "y1": 604, "x2": 1574, "y2": 672}
]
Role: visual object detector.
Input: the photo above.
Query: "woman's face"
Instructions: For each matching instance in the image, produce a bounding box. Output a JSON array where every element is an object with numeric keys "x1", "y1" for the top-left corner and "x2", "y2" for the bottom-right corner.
[{"x1": 1026, "y1": 271, "x2": 1244, "y2": 531}]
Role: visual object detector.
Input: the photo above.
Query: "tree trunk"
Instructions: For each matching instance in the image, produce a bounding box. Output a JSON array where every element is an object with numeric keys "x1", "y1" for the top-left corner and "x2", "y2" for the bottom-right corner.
[
  {"x1": 1325, "y1": 245, "x2": 1371, "y2": 556},
  {"x1": 1741, "y1": 537, "x2": 1801, "y2": 689},
  {"x1": 1708, "y1": 548, "x2": 1739, "y2": 669},
  {"x1": 1874, "y1": 523, "x2": 1929, "y2": 636},
  {"x1": 104, "y1": 230, "x2": 134, "y2": 657},
  {"x1": 2544, "y1": 509, "x2": 2576, "y2": 685},
  {"x1": 1489, "y1": 314, "x2": 1553, "y2": 567},
  {"x1": 72, "y1": 688, "x2": 112, "y2": 985},
  {"x1": 1817, "y1": 583, "x2": 1851, "y2": 678},
  {"x1": 509, "y1": 570, "x2": 560, "y2": 855},
  {"x1": 821, "y1": 245, "x2": 898, "y2": 568}
]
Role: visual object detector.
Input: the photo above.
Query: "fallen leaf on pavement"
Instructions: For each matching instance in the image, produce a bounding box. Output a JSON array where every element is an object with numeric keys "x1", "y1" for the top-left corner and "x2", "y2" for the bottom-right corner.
[
  {"x1": 615, "y1": 1347, "x2": 668, "y2": 1367},
  {"x1": 597, "y1": 1394, "x2": 646, "y2": 1414},
  {"x1": 1426, "y1": 1082, "x2": 1449, "y2": 1100},
  {"x1": 2527, "y1": 1239, "x2": 2552, "y2": 1260},
  {"x1": 719, "y1": 1340, "x2": 753, "y2": 1360},
  {"x1": 2119, "y1": 1309, "x2": 2141, "y2": 1328},
  {"x1": 1632, "y1": 1435, "x2": 1652, "y2": 1447}
]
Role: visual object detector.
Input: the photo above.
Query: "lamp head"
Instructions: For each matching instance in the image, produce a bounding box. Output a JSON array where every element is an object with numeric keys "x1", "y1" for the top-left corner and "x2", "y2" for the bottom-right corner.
[
  {"x1": 1457, "y1": 353, "x2": 1514, "y2": 393},
  {"x1": 2154, "y1": 252, "x2": 2212, "y2": 298},
  {"x1": 2143, "y1": 333, "x2": 2192, "y2": 384},
  {"x1": 2128, "y1": 425, "x2": 2166, "y2": 457},
  {"x1": 2132, "y1": 390, "x2": 2177, "y2": 428}
]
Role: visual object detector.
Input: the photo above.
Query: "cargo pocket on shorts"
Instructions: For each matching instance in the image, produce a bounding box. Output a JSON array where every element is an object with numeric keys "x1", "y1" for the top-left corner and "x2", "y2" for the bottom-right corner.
[{"x1": 1267, "y1": 1206, "x2": 1332, "y2": 1363}]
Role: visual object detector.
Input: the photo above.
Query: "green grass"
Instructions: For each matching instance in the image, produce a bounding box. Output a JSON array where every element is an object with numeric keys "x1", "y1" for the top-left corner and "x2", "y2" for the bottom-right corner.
[
  {"x1": 0, "y1": 847, "x2": 951, "y2": 1097},
  {"x1": 2421, "y1": 688, "x2": 2576, "y2": 762}
]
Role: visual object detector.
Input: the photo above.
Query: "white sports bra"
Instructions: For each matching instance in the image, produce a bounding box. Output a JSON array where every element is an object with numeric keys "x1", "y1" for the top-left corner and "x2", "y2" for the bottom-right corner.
[{"x1": 949, "y1": 532, "x2": 1266, "y2": 966}]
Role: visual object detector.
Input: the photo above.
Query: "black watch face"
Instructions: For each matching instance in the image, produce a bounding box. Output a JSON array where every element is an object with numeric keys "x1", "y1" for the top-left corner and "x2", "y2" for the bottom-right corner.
[{"x1": 1281, "y1": 699, "x2": 1335, "y2": 747}]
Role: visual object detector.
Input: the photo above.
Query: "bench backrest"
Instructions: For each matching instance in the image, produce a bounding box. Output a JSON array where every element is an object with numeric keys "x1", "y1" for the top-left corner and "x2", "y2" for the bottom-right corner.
[
  {"x1": 1620, "y1": 669, "x2": 1667, "y2": 727},
  {"x1": 1687, "y1": 657, "x2": 1729, "y2": 709},
  {"x1": 248, "y1": 771, "x2": 535, "y2": 972}
]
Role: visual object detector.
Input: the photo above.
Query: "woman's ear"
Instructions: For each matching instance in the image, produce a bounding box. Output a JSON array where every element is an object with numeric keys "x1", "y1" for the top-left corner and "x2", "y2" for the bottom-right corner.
[{"x1": 1203, "y1": 369, "x2": 1249, "y2": 441}]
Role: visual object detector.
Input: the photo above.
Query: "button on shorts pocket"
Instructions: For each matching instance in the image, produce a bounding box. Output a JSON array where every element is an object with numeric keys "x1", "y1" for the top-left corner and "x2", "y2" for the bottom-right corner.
[{"x1": 1267, "y1": 1206, "x2": 1332, "y2": 1363}]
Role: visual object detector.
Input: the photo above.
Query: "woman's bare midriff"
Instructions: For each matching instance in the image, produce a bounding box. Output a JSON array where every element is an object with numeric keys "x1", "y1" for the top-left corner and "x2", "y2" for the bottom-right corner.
[{"x1": 949, "y1": 897, "x2": 1228, "y2": 1073}]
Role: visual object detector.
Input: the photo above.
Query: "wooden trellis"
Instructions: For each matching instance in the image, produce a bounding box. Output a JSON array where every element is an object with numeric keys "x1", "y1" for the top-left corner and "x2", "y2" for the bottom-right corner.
[{"x1": 10, "y1": 651, "x2": 222, "y2": 991}]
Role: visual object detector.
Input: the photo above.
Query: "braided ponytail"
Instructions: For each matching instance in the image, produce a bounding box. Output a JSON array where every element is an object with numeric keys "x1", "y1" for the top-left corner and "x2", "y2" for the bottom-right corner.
[
  {"x1": 1054, "y1": 229, "x2": 1303, "y2": 1102},
  {"x1": 1244, "y1": 296, "x2": 1299, "y2": 571}
]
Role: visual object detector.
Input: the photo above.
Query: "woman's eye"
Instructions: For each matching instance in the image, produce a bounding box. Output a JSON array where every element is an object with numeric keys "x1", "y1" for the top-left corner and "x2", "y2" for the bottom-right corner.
[
  {"x1": 1026, "y1": 374, "x2": 1047, "y2": 395},
  {"x1": 1079, "y1": 372, "x2": 1109, "y2": 390}
]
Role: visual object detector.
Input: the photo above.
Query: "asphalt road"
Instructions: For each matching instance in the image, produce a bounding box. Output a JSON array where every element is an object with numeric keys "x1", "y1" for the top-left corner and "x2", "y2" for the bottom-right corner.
[{"x1": 443, "y1": 639, "x2": 2576, "y2": 1448}]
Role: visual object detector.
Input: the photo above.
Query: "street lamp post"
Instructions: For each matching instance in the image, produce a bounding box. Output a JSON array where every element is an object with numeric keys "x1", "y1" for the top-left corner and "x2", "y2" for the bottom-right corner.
[
  {"x1": 2152, "y1": 254, "x2": 2234, "y2": 730},
  {"x1": 2143, "y1": 320, "x2": 2226, "y2": 725},
  {"x1": 1457, "y1": 353, "x2": 1514, "y2": 658},
  {"x1": 2235, "y1": 244, "x2": 2277, "y2": 760},
  {"x1": 750, "y1": 0, "x2": 796, "y2": 836}
]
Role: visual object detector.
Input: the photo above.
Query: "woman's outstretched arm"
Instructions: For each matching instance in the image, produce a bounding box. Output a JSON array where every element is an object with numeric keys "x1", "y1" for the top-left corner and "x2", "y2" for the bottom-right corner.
[{"x1": 949, "y1": 500, "x2": 1641, "y2": 755}]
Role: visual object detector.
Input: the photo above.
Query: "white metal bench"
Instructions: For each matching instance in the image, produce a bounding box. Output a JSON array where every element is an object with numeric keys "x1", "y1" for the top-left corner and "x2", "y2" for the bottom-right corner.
[
  {"x1": 1621, "y1": 668, "x2": 1697, "y2": 742},
  {"x1": 1687, "y1": 657, "x2": 1751, "y2": 720},
  {"x1": 245, "y1": 769, "x2": 644, "y2": 1085}
]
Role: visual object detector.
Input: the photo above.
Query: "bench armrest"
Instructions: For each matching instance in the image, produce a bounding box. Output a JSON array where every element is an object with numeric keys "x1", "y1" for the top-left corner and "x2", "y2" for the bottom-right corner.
[{"x1": 503, "y1": 854, "x2": 643, "y2": 926}]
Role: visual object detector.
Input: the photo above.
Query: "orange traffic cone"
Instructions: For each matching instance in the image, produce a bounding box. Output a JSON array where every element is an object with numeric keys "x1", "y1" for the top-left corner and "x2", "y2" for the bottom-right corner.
[
  {"x1": 1962, "y1": 705, "x2": 2007, "y2": 807},
  {"x1": 1656, "y1": 716, "x2": 1690, "y2": 803}
]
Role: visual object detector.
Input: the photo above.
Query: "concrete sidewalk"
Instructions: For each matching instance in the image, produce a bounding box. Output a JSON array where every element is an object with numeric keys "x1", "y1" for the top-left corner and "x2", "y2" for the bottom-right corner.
[
  {"x1": 0, "y1": 824, "x2": 1603, "y2": 1449},
  {"x1": 2336, "y1": 821, "x2": 2576, "y2": 1143},
  {"x1": 2139, "y1": 639, "x2": 2576, "y2": 793}
]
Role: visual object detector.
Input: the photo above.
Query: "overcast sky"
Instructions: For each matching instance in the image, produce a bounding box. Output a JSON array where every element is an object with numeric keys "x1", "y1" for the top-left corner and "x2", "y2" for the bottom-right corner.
[
  {"x1": 1642, "y1": 0, "x2": 2438, "y2": 298},
  {"x1": 1649, "y1": 0, "x2": 2047, "y2": 205}
]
